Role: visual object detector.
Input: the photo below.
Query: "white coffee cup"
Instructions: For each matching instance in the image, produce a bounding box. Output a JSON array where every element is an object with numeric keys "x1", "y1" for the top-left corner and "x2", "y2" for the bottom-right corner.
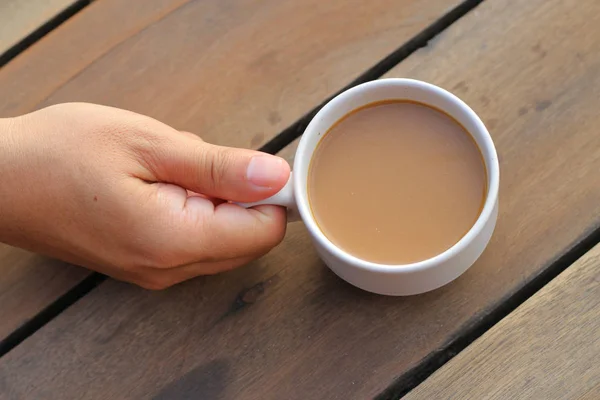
[{"x1": 241, "y1": 78, "x2": 499, "y2": 296}]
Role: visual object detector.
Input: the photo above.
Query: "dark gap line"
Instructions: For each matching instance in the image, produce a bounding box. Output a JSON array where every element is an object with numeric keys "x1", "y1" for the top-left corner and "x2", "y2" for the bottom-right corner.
[
  {"x1": 0, "y1": 272, "x2": 106, "y2": 357},
  {"x1": 0, "y1": 0, "x2": 485, "y2": 358},
  {"x1": 0, "y1": 0, "x2": 93, "y2": 69},
  {"x1": 259, "y1": 0, "x2": 487, "y2": 154},
  {"x1": 0, "y1": 1, "x2": 594, "y2": 396},
  {"x1": 375, "y1": 224, "x2": 600, "y2": 400},
  {"x1": 0, "y1": 0, "x2": 98, "y2": 358}
]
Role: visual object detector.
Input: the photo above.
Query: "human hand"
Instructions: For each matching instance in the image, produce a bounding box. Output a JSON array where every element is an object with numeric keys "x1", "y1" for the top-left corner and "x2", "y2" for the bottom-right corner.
[{"x1": 0, "y1": 103, "x2": 289, "y2": 289}]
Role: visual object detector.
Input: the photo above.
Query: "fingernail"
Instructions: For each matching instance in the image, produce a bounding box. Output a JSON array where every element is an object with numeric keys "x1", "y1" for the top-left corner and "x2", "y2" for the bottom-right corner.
[{"x1": 246, "y1": 155, "x2": 286, "y2": 188}]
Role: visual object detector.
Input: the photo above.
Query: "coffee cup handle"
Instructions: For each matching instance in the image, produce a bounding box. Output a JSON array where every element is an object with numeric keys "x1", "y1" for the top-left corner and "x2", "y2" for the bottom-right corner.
[{"x1": 235, "y1": 172, "x2": 300, "y2": 222}]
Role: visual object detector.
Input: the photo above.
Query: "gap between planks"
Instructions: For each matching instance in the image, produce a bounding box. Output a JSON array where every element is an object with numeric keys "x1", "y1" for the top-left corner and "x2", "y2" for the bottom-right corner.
[
  {"x1": 0, "y1": 0, "x2": 487, "y2": 358},
  {"x1": 0, "y1": 0, "x2": 94, "y2": 68},
  {"x1": 0, "y1": 0, "x2": 599, "y2": 397},
  {"x1": 378, "y1": 225, "x2": 600, "y2": 399}
]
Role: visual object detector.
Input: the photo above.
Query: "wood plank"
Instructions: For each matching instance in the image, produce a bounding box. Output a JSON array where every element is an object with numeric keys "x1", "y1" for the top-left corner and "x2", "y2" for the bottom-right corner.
[
  {"x1": 2, "y1": 1, "x2": 600, "y2": 399},
  {"x1": 0, "y1": 0, "x2": 465, "y2": 352},
  {"x1": 0, "y1": 0, "x2": 459, "y2": 146},
  {"x1": 0, "y1": 0, "x2": 194, "y2": 347},
  {"x1": 0, "y1": 0, "x2": 191, "y2": 116},
  {"x1": 405, "y1": 244, "x2": 600, "y2": 400},
  {"x1": 0, "y1": 0, "x2": 78, "y2": 56},
  {"x1": 0, "y1": 245, "x2": 89, "y2": 341}
]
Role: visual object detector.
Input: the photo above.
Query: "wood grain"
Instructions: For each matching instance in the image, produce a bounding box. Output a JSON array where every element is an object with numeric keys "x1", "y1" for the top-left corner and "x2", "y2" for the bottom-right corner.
[
  {"x1": 0, "y1": 245, "x2": 89, "y2": 341},
  {"x1": 0, "y1": 0, "x2": 78, "y2": 56},
  {"x1": 405, "y1": 244, "x2": 600, "y2": 400},
  {"x1": 1, "y1": 0, "x2": 600, "y2": 398},
  {"x1": 0, "y1": 0, "x2": 193, "y2": 347},
  {"x1": 0, "y1": 0, "x2": 460, "y2": 149},
  {"x1": 0, "y1": 0, "x2": 465, "y2": 352}
]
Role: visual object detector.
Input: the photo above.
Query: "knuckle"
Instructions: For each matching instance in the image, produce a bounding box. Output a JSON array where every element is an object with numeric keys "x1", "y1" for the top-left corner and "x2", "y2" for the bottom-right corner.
[
  {"x1": 258, "y1": 210, "x2": 287, "y2": 247},
  {"x1": 109, "y1": 260, "x2": 174, "y2": 291},
  {"x1": 139, "y1": 248, "x2": 180, "y2": 270},
  {"x1": 123, "y1": 230, "x2": 183, "y2": 270},
  {"x1": 200, "y1": 146, "x2": 235, "y2": 188},
  {"x1": 118, "y1": 243, "x2": 179, "y2": 272},
  {"x1": 221, "y1": 207, "x2": 287, "y2": 259},
  {"x1": 117, "y1": 115, "x2": 171, "y2": 167},
  {"x1": 138, "y1": 276, "x2": 172, "y2": 291},
  {"x1": 261, "y1": 225, "x2": 286, "y2": 250},
  {"x1": 246, "y1": 220, "x2": 286, "y2": 256}
]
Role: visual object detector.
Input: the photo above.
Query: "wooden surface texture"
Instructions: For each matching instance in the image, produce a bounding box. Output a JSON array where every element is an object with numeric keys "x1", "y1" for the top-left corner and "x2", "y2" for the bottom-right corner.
[
  {"x1": 0, "y1": 0, "x2": 78, "y2": 56},
  {"x1": 405, "y1": 244, "x2": 600, "y2": 400},
  {"x1": 0, "y1": 245, "x2": 88, "y2": 341},
  {"x1": 1, "y1": 0, "x2": 599, "y2": 398},
  {"x1": 0, "y1": 0, "x2": 461, "y2": 344}
]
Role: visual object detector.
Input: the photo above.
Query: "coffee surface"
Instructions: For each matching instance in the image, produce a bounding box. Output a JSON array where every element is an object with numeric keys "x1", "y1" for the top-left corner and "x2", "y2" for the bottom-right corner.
[{"x1": 308, "y1": 101, "x2": 486, "y2": 264}]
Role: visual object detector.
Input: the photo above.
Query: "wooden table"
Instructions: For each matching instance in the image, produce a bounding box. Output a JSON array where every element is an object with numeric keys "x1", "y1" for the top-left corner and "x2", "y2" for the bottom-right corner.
[{"x1": 0, "y1": 0, "x2": 599, "y2": 399}]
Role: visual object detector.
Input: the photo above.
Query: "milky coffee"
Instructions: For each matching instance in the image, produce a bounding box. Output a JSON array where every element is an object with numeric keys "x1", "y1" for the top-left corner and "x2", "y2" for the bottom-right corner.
[{"x1": 307, "y1": 100, "x2": 487, "y2": 264}]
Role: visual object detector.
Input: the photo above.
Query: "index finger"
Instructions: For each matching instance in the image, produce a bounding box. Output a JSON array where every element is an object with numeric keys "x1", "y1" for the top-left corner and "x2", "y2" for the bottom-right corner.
[{"x1": 184, "y1": 199, "x2": 287, "y2": 262}]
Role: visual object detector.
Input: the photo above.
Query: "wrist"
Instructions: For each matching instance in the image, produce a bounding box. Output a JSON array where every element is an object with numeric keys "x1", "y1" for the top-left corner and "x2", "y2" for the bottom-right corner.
[
  {"x1": 0, "y1": 116, "x2": 21, "y2": 155},
  {"x1": 0, "y1": 116, "x2": 19, "y2": 179},
  {"x1": 0, "y1": 117, "x2": 25, "y2": 244}
]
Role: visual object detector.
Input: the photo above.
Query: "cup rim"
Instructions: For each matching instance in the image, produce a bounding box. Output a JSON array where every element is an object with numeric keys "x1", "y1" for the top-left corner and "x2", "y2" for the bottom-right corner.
[{"x1": 293, "y1": 78, "x2": 500, "y2": 274}]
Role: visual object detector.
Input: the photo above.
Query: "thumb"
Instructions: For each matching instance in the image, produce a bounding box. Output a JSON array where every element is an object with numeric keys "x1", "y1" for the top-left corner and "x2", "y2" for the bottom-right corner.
[{"x1": 150, "y1": 135, "x2": 290, "y2": 202}]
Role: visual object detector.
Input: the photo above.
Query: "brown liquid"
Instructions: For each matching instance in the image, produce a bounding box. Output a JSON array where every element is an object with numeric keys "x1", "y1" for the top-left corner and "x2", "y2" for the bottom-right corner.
[{"x1": 308, "y1": 100, "x2": 486, "y2": 264}]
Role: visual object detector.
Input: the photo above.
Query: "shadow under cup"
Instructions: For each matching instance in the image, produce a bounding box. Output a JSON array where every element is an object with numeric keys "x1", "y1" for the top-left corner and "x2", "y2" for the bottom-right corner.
[{"x1": 248, "y1": 78, "x2": 499, "y2": 296}]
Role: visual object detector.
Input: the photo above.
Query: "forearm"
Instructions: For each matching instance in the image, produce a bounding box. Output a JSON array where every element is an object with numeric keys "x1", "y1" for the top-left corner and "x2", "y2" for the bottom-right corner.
[
  {"x1": 0, "y1": 118, "x2": 15, "y2": 241},
  {"x1": 0, "y1": 116, "x2": 27, "y2": 245}
]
